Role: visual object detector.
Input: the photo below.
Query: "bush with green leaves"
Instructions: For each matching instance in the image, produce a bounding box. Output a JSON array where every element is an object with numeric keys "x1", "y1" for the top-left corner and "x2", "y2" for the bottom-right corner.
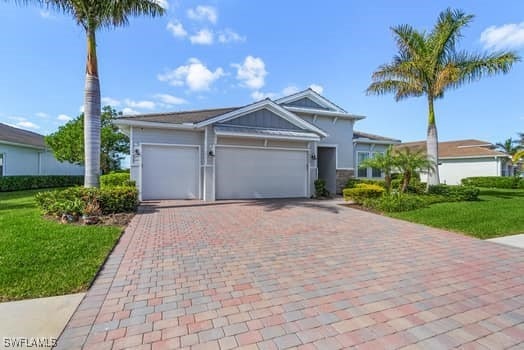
[
  {"x1": 461, "y1": 176, "x2": 521, "y2": 189},
  {"x1": 35, "y1": 186, "x2": 138, "y2": 217},
  {"x1": 428, "y1": 184, "x2": 480, "y2": 201},
  {"x1": 343, "y1": 183, "x2": 385, "y2": 203},
  {"x1": 0, "y1": 175, "x2": 83, "y2": 192},
  {"x1": 100, "y1": 173, "x2": 135, "y2": 187},
  {"x1": 362, "y1": 193, "x2": 428, "y2": 212},
  {"x1": 314, "y1": 179, "x2": 330, "y2": 198},
  {"x1": 345, "y1": 178, "x2": 386, "y2": 189}
]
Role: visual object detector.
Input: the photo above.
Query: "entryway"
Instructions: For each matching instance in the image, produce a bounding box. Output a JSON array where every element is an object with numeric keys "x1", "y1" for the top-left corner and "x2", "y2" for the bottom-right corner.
[{"x1": 317, "y1": 146, "x2": 336, "y2": 195}]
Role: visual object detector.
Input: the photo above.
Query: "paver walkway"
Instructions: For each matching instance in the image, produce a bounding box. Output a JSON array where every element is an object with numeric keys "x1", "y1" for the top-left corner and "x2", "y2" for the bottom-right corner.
[{"x1": 57, "y1": 199, "x2": 524, "y2": 349}]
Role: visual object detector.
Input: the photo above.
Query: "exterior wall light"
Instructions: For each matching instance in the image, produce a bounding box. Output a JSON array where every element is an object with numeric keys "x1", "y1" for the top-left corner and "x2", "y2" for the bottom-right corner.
[{"x1": 311, "y1": 153, "x2": 317, "y2": 160}]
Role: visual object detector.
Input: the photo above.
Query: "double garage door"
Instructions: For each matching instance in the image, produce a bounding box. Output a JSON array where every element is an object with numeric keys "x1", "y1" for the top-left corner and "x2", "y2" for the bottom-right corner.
[{"x1": 141, "y1": 144, "x2": 308, "y2": 200}]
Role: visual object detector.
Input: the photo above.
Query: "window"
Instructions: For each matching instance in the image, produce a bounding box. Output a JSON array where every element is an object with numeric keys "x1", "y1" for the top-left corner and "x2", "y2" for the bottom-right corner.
[
  {"x1": 357, "y1": 151, "x2": 384, "y2": 178},
  {"x1": 357, "y1": 152, "x2": 369, "y2": 177}
]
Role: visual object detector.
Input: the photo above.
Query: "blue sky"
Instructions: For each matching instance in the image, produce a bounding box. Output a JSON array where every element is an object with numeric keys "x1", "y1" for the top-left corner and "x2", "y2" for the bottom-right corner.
[{"x1": 0, "y1": 0, "x2": 523, "y2": 144}]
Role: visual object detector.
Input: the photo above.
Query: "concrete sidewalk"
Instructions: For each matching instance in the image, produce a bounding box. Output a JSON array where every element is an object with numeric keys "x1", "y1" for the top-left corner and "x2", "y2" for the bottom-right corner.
[
  {"x1": 487, "y1": 233, "x2": 524, "y2": 249},
  {"x1": 0, "y1": 293, "x2": 84, "y2": 350}
]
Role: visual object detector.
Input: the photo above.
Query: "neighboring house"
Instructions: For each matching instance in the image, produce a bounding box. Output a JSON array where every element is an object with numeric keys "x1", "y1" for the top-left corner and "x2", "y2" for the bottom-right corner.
[
  {"x1": 398, "y1": 139, "x2": 514, "y2": 185},
  {"x1": 115, "y1": 89, "x2": 399, "y2": 200},
  {"x1": 353, "y1": 131, "x2": 401, "y2": 178},
  {"x1": 0, "y1": 123, "x2": 84, "y2": 177}
]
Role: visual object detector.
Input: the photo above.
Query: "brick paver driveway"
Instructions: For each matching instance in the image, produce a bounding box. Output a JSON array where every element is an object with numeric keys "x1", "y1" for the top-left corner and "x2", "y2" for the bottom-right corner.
[{"x1": 58, "y1": 200, "x2": 524, "y2": 350}]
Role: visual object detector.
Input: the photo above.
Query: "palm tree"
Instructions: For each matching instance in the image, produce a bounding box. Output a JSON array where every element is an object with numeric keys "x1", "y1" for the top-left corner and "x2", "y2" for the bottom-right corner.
[
  {"x1": 395, "y1": 148, "x2": 435, "y2": 193},
  {"x1": 15, "y1": 0, "x2": 165, "y2": 187},
  {"x1": 359, "y1": 146, "x2": 397, "y2": 193},
  {"x1": 495, "y1": 138, "x2": 522, "y2": 156},
  {"x1": 367, "y1": 8, "x2": 520, "y2": 186}
]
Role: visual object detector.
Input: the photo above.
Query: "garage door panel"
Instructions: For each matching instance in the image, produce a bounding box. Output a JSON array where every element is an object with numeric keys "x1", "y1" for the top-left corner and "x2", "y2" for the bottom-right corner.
[
  {"x1": 216, "y1": 147, "x2": 307, "y2": 199},
  {"x1": 141, "y1": 145, "x2": 199, "y2": 200}
]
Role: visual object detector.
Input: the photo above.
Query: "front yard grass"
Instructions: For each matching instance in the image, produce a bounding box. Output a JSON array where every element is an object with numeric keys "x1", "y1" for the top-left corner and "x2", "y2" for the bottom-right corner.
[
  {"x1": 0, "y1": 189, "x2": 122, "y2": 301},
  {"x1": 388, "y1": 188, "x2": 524, "y2": 239}
]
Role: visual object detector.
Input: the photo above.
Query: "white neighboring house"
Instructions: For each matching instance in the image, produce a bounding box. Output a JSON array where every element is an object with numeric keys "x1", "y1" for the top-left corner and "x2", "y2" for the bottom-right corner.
[
  {"x1": 398, "y1": 139, "x2": 514, "y2": 185},
  {"x1": 0, "y1": 123, "x2": 84, "y2": 177},
  {"x1": 115, "y1": 89, "x2": 400, "y2": 201}
]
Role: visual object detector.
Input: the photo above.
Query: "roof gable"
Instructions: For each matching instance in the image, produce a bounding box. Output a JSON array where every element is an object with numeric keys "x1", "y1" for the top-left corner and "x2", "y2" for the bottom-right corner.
[
  {"x1": 275, "y1": 89, "x2": 346, "y2": 112},
  {"x1": 221, "y1": 109, "x2": 302, "y2": 130},
  {"x1": 196, "y1": 99, "x2": 328, "y2": 137}
]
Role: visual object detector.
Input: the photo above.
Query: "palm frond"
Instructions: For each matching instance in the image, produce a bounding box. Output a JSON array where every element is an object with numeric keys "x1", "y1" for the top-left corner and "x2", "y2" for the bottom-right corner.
[{"x1": 367, "y1": 80, "x2": 424, "y2": 101}]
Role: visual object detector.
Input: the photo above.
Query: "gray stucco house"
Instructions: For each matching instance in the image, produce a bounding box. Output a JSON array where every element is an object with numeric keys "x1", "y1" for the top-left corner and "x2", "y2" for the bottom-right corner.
[
  {"x1": 115, "y1": 89, "x2": 399, "y2": 200},
  {"x1": 0, "y1": 123, "x2": 84, "y2": 177}
]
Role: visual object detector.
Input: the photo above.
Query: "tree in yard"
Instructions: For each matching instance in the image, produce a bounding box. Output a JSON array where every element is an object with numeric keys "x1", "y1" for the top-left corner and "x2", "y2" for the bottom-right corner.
[
  {"x1": 46, "y1": 106, "x2": 129, "y2": 174},
  {"x1": 358, "y1": 146, "x2": 397, "y2": 193},
  {"x1": 495, "y1": 138, "x2": 522, "y2": 156},
  {"x1": 395, "y1": 148, "x2": 435, "y2": 193},
  {"x1": 366, "y1": 8, "x2": 520, "y2": 186},
  {"x1": 13, "y1": 0, "x2": 164, "y2": 187}
]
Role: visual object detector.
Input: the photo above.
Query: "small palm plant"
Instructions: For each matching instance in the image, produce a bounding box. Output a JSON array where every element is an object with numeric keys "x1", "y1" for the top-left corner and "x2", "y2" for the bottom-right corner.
[
  {"x1": 395, "y1": 148, "x2": 436, "y2": 193},
  {"x1": 496, "y1": 138, "x2": 522, "y2": 156},
  {"x1": 359, "y1": 146, "x2": 397, "y2": 193}
]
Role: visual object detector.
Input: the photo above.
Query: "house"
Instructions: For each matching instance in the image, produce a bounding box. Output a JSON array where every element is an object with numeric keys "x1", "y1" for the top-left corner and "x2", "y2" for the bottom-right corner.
[
  {"x1": 115, "y1": 89, "x2": 400, "y2": 200},
  {"x1": 398, "y1": 139, "x2": 514, "y2": 185},
  {"x1": 0, "y1": 123, "x2": 84, "y2": 177},
  {"x1": 353, "y1": 131, "x2": 401, "y2": 178}
]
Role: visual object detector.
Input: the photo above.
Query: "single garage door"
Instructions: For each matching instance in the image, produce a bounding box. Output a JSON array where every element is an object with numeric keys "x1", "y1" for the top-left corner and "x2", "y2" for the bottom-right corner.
[
  {"x1": 215, "y1": 146, "x2": 308, "y2": 199},
  {"x1": 141, "y1": 144, "x2": 199, "y2": 200}
]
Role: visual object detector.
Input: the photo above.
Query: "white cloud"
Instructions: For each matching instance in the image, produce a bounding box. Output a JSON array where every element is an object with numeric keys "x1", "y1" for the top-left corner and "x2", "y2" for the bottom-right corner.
[
  {"x1": 189, "y1": 29, "x2": 214, "y2": 45},
  {"x1": 124, "y1": 99, "x2": 156, "y2": 109},
  {"x1": 158, "y1": 58, "x2": 224, "y2": 91},
  {"x1": 187, "y1": 5, "x2": 217, "y2": 24},
  {"x1": 309, "y1": 84, "x2": 324, "y2": 94},
  {"x1": 122, "y1": 107, "x2": 139, "y2": 115},
  {"x1": 233, "y1": 56, "x2": 267, "y2": 90},
  {"x1": 154, "y1": 93, "x2": 188, "y2": 105},
  {"x1": 101, "y1": 96, "x2": 121, "y2": 106},
  {"x1": 57, "y1": 114, "x2": 72, "y2": 122},
  {"x1": 480, "y1": 22, "x2": 524, "y2": 50},
  {"x1": 167, "y1": 20, "x2": 187, "y2": 38},
  {"x1": 39, "y1": 10, "x2": 54, "y2": 19},
  {"x1": 251, "y1": 91, "x2": 277, "y2": 100},
  {"x1": 79, "y1": 105, "x2": 84, "y2": 113},
  {"x1": 35, "y1": 112, "x2": 49, "y2": 118},
  {"x1": 282, "y1": 85, "x2": 299, "y2": 96},
  {"x1": 218, "y1": 29, "x2": 246, "y2": 43},
  {"x1": 8, "y1": 116, "x2": 40, "y2": 130},
  {"x1": 153, "y1": 0, "x2": 169, "y2": 9}
]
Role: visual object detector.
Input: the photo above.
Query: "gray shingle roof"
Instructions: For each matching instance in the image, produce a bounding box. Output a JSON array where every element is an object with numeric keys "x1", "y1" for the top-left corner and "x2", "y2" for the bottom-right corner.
[
  {"x1": 117, "y1": 107, "x2": 239, "y2": 124},
  {"x1": 0, "y1": 123, "x2": 46, "y2": 148},
  {"x1": 353, "y1": 130, "x2": 401, "y2": 143}
]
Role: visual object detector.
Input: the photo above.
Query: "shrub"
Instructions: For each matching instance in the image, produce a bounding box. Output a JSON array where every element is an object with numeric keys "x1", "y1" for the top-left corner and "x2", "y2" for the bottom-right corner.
[
  {"x1": 314, "y1": 179, "x2": 330, "y2": 198},
  {"x1": 391, "y1": 177, "x2": 426, "y2": 194},
  {"x1": 428, "y1": 185, "x2": 480, "y2": 201},
  {"x1": 363, "y1": 193, "x2": 428, "y2": 212},
  {"x1": 345, "y1": 178, "x2": 386, "y2": 189},
  {"x1": 0, "y1": 175, "x2": 83, "y2": 192},
  {"x1": 100, "y1": 173, "x2": 135, "y2": 187},
  {"x1": 35, "y1": 186, "x2": 138, "y2": 217},
  {"x1": 461, "y1": 176, "x2": 521, "y2": 189},
  {"x1": 343, "y1": 183, "x2": 385, "y2": 203}
]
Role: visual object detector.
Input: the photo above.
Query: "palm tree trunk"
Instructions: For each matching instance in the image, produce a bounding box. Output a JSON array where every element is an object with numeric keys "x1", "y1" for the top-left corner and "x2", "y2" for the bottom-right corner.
[
  {"x1": 401, "y1": 171, "x2": 411, "y2": 193},
  {"x1": 384, "y1": 173, "x2": 391, "y2": 193},
  {"x1": 426, "y1": 97, "x2": 440, "y2": 186},
  {"x1": 83, "y1": 28, "x2": 101, "y2": 188}
]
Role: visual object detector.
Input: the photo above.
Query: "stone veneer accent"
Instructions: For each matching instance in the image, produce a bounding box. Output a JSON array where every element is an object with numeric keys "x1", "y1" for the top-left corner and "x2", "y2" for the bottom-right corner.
[{"x1": 336, "y1": 169, "x2": 354, "y2": 194}]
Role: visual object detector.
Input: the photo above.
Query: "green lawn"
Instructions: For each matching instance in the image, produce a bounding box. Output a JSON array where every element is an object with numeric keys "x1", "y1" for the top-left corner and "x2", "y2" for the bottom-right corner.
[
  {"x1": 0, "y1": 189, "x2": 122, "y2": 301},
  {"x1": 389, "y1": 188, "x2": 524, "y2": 239}
]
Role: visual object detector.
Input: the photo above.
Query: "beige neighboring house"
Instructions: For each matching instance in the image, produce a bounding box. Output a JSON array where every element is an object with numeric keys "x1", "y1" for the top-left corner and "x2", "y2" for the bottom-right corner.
[{"x1": 398, "y1": 139, "x2": 515, "y2": 185}]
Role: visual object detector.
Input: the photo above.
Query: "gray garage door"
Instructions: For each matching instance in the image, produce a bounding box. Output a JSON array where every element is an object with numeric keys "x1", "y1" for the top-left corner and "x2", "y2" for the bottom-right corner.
[
  {"x1": 141, "y1": 144, "x2": 199, "y2": 200},
  {"x1": 215, "y1": 146, "x2": 308, "y2": 199}
]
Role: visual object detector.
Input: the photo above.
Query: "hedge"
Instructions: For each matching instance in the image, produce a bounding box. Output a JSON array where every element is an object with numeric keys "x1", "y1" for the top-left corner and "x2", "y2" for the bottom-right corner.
[
  {"x1": 100, "y1": 173, "x2": 135, "y2": 187},
  {"x1": 343, "y1": 183, "x2": 385, "y2": 203},
  {"x1": 35, "y1": 186, "x2": 138, "y2": 217},
  {"x1": 345, "y1": 178, "x2": 386, "y2": 189},
  {"x1": 461, "y1": 176, "x2": 522, "y2": 189},
  {"x1": 0, "y1": 175, "x2": 84, "y2": 192},
  {"x1": 427, "y1": 184, "x2": 480, "y2": 201}
]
